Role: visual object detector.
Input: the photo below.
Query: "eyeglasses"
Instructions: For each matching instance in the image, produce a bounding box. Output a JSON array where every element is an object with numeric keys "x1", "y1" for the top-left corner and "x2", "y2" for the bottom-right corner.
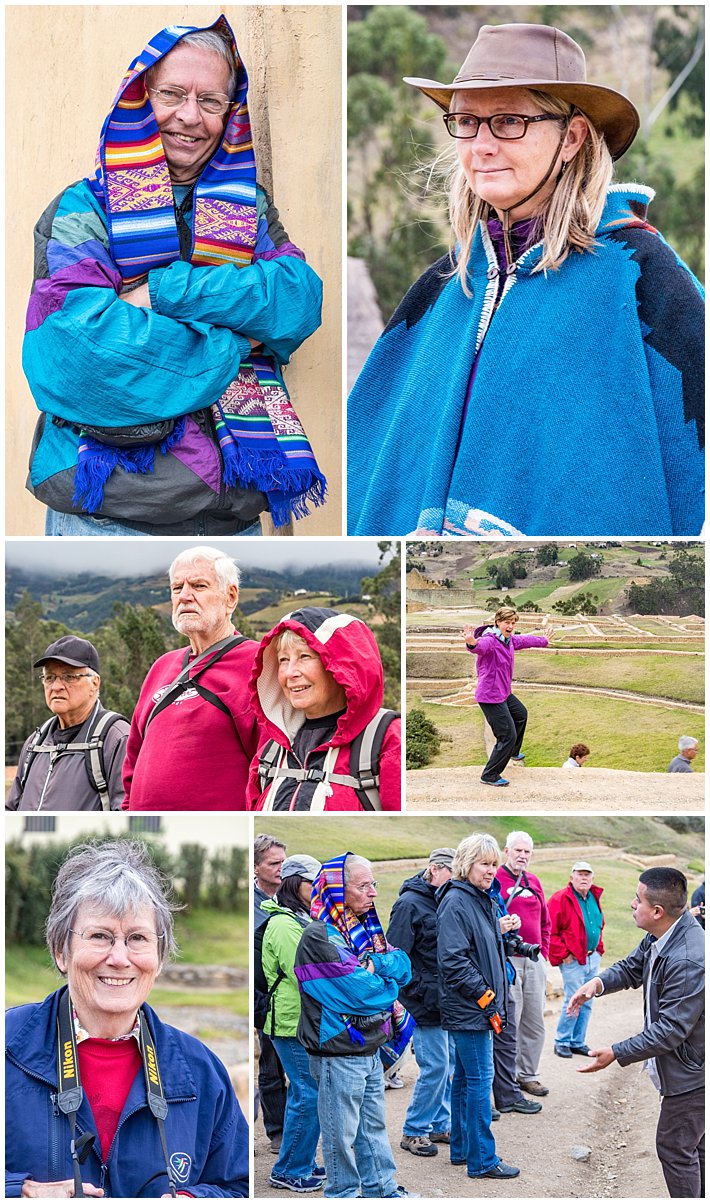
[
  {"x1": 351, "y1": 880, "x2": 378, "y2": 891},
  {"x1": 70, "y1": 927, "x2": 161, "y2": 953},
  {"x1": 443, "y1": 112, "x2": 562, "y2": 140},
  {"x1": 148, "y1": 85, "x2": 232, "y2": 115},
  {"x1": 40, "y1": 672, "x2": 94, "y2": 685}
]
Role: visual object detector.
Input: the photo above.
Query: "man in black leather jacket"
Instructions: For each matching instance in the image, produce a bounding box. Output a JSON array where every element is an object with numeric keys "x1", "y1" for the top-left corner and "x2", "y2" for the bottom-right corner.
[{"x1": 568, "y1": 867, "x2": 704, "y2": 1198}]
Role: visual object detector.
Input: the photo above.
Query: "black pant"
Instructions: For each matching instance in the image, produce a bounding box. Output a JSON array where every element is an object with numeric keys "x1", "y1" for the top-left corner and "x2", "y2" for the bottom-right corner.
[
  {"x1": 478, "y1": 694, "x2": 527, "y2": 782},
  {"x1": 257, "y1": 1030, "x2": 287, "y2": 1139},
  {"x1": 493, "y1": 990, "x2": 524, "y2": 1108},
  {"x1": 655, "y1": 1085, "x2": 704, "y2": 1197}
]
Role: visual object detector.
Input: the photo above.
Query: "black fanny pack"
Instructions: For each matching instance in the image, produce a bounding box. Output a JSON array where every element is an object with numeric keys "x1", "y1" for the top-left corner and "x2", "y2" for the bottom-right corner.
[{"x1": 77, "y1": 419, "x2": 176, "y2": 448}]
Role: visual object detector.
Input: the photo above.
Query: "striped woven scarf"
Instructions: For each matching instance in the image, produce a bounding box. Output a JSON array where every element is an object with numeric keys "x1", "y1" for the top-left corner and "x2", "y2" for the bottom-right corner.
[
  {"x1": 77, "y1": 14, "x2": 325, "y2": 526},
  {"x1": 311, "y1": 853, "x2": 416, "y2": 1056}
]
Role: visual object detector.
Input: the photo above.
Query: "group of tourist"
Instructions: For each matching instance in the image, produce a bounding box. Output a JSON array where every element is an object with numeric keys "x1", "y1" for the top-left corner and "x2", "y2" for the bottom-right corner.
[{"x1": 254, "y1": 833, "x2": 705, "y2": 1198}]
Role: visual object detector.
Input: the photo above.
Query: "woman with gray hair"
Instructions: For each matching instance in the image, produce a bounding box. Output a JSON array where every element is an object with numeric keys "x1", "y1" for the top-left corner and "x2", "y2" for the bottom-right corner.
[
  {"x1": 5, "y1": 841, "x2": 248, "y2": 1198},
  {"x1": 348, "y1": 21, "x2": 703, "y2": 538},
  {"x1": 436, "y1": 834, "x2": 519, "y2": 1181}
]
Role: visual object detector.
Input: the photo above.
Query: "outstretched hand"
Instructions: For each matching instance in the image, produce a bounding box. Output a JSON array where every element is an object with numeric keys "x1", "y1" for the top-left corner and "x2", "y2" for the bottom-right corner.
[
  {"x1": 577, "y1": 1046, "x2": 615, "y2": 1073},
  {"x1": 462, "y1": 624, "x2": 476, "y2": 645},
  {"x1": 567, "y1": 977, "x2": 601, "y2": 1015}
]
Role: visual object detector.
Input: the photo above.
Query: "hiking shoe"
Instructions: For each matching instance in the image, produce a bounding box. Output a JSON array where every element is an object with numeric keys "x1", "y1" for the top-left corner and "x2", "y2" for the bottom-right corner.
[
  {"x1": 474, "y1": 1162, "x2": 521, "y2": 1180},
  {"x1": 385, "y1": 1071, "x2": 405, "y2": 1089},
  {"x1": 429, "y1": 1131, "x2": 450, "y2": 1144},
  {"x1": 498, "y1": 1098, "x2": 542, "y2": 1115},
  {"x1": 269, "y1": 1134, "x2": 283, "y2": 1154},
  {"x1": 491, "y1": 1107, "x2": 500, "y2": 1121},
  {"x1": 386, "y1": 1188, "x2": 421, "y2": 1198},
  {"x1": 269, "y1": 1171, "x2": 323, "y2": 1193},
  {"x1": 481, "y1": 777, "x2": 509, "y2": 787},
  {"x1": 518, "y1": 1078, "x2": 549, "y2": 1097},
  {"x1": 511, "y1": 753, "x2": 526, "y2": 762},
  {"x1": 554, "y1": 1044, "x2": 573, "y2": 1058},
  {"x1": 312, "y1": 1167, "x2": 326, "y2": 1180},
  {"x1": 400, "y1": 1134, "x2": 437, "y2": 1157},
  {"x1": 571, "y1": 1044, "x2": 591, "y2": 1056}
]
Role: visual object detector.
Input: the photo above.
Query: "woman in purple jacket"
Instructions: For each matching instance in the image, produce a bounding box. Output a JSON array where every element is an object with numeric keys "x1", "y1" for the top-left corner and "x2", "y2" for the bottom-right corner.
[{"x1": 463, "y1": 606, "x2": 553, "y2": 786}]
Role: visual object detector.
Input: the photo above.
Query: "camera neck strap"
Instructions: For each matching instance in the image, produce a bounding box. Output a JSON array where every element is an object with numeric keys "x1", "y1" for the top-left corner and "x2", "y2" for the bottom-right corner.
[{"x1": 56, "y1": 990, "x2": 178, "y2": 1198}]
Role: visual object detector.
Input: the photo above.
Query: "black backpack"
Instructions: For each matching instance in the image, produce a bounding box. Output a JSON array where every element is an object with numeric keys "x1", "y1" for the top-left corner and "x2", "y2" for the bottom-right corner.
[
  {"x1": 254, "y1": 914, "x2": 285, "y2": 1036},
  {"x1": 257, "y1": 708, "x2": 399, "y2": 810},
  {"x1": 17, "y1": 710, "x2": 127, "y2": 811}
]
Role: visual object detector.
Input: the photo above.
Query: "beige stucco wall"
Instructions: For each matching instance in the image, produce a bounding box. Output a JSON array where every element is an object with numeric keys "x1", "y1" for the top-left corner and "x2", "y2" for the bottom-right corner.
[{"x1": 6, "y1": 5, "x2": 342, "y2": 534}]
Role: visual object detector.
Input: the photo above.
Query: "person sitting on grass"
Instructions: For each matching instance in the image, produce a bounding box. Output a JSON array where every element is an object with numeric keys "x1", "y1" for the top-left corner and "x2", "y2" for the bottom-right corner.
[{"x1": 562, "y1": 743, "x2": 591, "y2": 769}]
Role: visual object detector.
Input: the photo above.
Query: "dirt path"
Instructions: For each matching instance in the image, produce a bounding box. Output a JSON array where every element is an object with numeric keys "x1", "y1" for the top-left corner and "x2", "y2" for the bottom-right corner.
[
  {"x1": 413, "y1": 681, "x2": 704, "y2": 713},
  {"x1": 406, "y1": 766, "x2": 705, "y2": 810},
  {"x1": 253, "y1": 988, "x2": 666, "y2": 1199}
]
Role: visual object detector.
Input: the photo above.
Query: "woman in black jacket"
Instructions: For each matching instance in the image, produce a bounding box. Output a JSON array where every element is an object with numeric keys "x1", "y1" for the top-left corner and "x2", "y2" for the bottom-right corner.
[{"x1": 437, "y1": 833, "x2": 520, "y2": 1180}]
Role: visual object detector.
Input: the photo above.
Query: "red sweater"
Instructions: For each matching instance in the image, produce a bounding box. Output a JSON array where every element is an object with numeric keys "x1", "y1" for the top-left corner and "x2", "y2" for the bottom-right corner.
[
  {"x1": 78, "y1": 1038, "x2": 142, "y2": 1163},
  {"x1": 495, "y1": 865, "x2": 551, "y2": 957},
  {"x1": 123, "y1": 636, "x2": 260, "y2": 810}
]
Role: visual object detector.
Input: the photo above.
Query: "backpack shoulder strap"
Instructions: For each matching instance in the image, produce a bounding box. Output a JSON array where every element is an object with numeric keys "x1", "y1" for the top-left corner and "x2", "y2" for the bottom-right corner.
[
  {"x1": 347, "y1": 709, "x2": 399, "y2": 811},
  {"x1": 144, "y1": 636, "x2": 247, "y2": 732},
  {"x1": 257, "y1": 740, "x2": 288, "y2": 790},
  {"x1": 17, "y1": 717, "x2": 56, "y2": 792},
  {"x1": 83, "y1": 711, "x2": 128, "y2": 811}
]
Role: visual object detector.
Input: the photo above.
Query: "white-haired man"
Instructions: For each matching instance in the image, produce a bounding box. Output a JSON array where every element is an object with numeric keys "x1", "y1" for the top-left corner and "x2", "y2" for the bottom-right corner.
[
  {"x1": 668, "y1": 736, "x2": 699, "y2": 773},
  {"x1": 123, "y1": 547, "x2": 259, "y2": 808},
  {"x1": 495, "y1": 831, "x2": 551, "y2": 1097}
]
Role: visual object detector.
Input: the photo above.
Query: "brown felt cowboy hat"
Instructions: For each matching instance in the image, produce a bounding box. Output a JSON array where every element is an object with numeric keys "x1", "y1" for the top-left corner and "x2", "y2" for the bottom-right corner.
[{"x1": 404, "y1": 23, "x2": 639, "y2": 160}]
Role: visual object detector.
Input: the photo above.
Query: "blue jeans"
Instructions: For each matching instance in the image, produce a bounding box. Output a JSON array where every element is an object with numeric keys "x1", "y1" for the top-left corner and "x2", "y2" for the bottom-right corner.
[
  {"x1": 309, "y1": 1052, "x2": 398, "y2": 1198},
  {"x1": 404, "y1": 1026, "x2": 453, "y2": 1137},
  {"x1": 555, "y1": 952, "x2": 602, "y2": 1048},
  {"x1": 272, "y1": 1036, "x2": 321, "y2": 1180},
  {"x1": 450, "y1": 1029, "x2": 499, "y2": 1176},
  {"x1": 44, "y1": 508, "x2": 262, "y2": 537}
]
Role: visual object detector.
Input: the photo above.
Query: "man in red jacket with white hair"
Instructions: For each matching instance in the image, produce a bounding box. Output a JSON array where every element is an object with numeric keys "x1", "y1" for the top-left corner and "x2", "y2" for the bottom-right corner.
[{"x1": 547, "y1": 861, "x2": 605, "y2": 1058}]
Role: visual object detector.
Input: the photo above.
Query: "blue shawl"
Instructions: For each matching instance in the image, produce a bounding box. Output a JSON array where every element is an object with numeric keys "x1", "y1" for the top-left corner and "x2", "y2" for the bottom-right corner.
[{"x1": 348, "y1": 185, "x2": 703, "y2": 537}]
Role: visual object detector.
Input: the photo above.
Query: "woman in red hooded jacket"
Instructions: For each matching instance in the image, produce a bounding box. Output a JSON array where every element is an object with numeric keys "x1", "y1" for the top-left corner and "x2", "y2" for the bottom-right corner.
[{"x1": 247, "y1": 607, "x2": 401, "y2": 811}]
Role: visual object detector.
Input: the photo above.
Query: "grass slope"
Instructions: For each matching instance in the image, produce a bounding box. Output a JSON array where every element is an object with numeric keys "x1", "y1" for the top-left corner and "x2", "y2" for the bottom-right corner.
[{"x1": 407, "y1": 690, "x2": 705, "y2": 773}]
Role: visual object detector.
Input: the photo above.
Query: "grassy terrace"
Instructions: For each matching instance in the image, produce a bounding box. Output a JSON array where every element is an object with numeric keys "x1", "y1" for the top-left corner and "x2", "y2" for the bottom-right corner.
[{"x1": 407, "y1": 689, "x2": 705, "y2": 773}]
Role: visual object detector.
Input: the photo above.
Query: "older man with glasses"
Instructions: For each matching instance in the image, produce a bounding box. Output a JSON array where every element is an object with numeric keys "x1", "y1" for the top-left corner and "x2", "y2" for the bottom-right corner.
[{"x1": 6, "y1": 636, "x2": 129, "y2": 811}]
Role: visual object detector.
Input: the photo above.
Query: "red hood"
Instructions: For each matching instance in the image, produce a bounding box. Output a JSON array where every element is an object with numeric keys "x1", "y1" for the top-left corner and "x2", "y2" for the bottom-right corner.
[{"x1": 249, "y1": 607, "x2": 385, "y2": 748}]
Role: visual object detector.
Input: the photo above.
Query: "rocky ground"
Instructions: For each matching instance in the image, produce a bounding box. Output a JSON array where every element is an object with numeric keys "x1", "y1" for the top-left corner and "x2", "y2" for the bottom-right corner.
[
  {"x1": 406, "y1": 765, "x2": 704, "y2": 810},
  {"x1": 253, "y1": 987, "x2": 667, "y2": 1199}
]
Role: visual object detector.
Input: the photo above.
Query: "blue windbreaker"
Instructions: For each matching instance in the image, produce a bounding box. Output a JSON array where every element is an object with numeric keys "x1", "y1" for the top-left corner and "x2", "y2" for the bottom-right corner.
[{"x1": 5, "y1": 989, "x2": 248, "y2": 1198}]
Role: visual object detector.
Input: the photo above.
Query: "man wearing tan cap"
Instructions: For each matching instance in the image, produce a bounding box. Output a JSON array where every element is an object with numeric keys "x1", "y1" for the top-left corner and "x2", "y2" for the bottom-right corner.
[{"x1": 547, "y1": 861, "x2": 605, "y2": 1057}]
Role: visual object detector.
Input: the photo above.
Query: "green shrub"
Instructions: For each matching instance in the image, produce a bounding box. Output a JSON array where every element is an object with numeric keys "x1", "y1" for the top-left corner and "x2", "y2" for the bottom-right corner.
[{"x1": 406, "y1": 708, "x2": 442, "y2": 769}]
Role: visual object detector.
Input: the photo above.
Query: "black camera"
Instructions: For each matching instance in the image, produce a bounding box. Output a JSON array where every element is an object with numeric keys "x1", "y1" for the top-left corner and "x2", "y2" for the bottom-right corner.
[{"x1": 506, "y1": 933, "x2": 541, "y2": 961}]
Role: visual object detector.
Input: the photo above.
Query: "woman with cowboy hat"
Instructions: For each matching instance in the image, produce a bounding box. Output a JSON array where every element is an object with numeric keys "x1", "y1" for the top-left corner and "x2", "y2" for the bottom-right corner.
[{"x1": 348, "y1": 22, "x2": 704, "y2": 539}]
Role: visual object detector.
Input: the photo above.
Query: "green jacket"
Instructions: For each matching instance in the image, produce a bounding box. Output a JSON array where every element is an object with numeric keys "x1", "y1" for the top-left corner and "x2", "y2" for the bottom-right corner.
[{"x1": 260, "y1": 899, "x2": 311, "y2": 1037}]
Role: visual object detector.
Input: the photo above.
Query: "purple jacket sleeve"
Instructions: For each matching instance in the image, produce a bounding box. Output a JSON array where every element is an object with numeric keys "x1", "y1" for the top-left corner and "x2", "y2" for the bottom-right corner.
[{"x1": 511, "y1": 636, "x2": 549, "y2": 650}]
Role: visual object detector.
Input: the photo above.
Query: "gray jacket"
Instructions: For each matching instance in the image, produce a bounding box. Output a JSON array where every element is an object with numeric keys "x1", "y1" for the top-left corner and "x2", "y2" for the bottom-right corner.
[
  {"x1": 600, "y1": 909, "x2": 704, "y2": 1096},
  {"x1": 6, "y1": 701, "x2": 129, "y2": 811}
]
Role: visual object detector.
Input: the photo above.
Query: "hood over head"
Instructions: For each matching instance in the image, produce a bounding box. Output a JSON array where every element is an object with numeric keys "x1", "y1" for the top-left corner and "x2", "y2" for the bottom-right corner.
[
  {"x1": 250, "y1": 606, "x2": 385, "y2": 746},
  {"x1": 88, "y1": 14, "x2": 256, "y2": 282}
]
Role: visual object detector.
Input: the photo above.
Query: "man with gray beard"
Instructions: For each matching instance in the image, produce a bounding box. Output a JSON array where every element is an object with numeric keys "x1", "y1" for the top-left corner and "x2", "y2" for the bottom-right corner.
[{"x1": 123, "y1": 546, "x2": 259, "y2": 808}]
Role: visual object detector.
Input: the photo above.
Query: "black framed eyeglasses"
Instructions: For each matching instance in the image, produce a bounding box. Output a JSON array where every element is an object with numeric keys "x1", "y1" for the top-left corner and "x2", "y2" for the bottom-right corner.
[{"x1": 443, "y1": 112, "x2": 563, "y2": 140}]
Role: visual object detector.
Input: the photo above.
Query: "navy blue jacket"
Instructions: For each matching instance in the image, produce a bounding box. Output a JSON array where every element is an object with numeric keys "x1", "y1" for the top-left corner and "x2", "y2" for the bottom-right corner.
[
  {"x1": 437, "y1": 879, "x2": 508, "y2": 1031},
  {"x1": 5, "y1": 989, "x2": 248, "y2": 1198},
  {"x1": 386, "y1": 872, "x2": 441, "y2": 1025}
]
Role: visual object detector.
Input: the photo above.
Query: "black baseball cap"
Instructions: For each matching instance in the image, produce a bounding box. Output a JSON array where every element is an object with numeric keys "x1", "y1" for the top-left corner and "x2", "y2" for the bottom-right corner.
[{"x1": 34, "y1": 636, "x2": 100, "y2": 673}]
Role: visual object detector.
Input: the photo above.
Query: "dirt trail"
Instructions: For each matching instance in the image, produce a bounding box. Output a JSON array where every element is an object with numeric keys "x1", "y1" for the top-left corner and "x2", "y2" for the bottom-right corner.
[
  {"x1": 253, "y1": 988, "x2": 666, "y2": 1199},
  {"x1": 413, "y1": 680, "x2": 704, "y2": 713},
  {"x1": 406, "y1": 766, "x2": 705, "y2": 810}
]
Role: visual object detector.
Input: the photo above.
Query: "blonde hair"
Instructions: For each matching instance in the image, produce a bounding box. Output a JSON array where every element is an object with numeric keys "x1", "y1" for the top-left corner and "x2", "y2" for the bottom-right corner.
[
  {"x1": 446, "y1": 89, "x2": 614, "y2": 294},
  {"x1": 452, "y1": 833, "x2": 501, "y2": 881},
  {"x1": 494, "y1": 606, "x2": 519, "y2": 625},
  {"x1": 275, "y1": 629, "x2": 311, "y2": 653}
]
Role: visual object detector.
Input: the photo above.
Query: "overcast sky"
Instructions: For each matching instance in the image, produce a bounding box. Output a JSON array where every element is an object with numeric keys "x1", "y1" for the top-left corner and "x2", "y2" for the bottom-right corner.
[{"x1": 5, "y1": 538, "x2": 393, "y2": 578}]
